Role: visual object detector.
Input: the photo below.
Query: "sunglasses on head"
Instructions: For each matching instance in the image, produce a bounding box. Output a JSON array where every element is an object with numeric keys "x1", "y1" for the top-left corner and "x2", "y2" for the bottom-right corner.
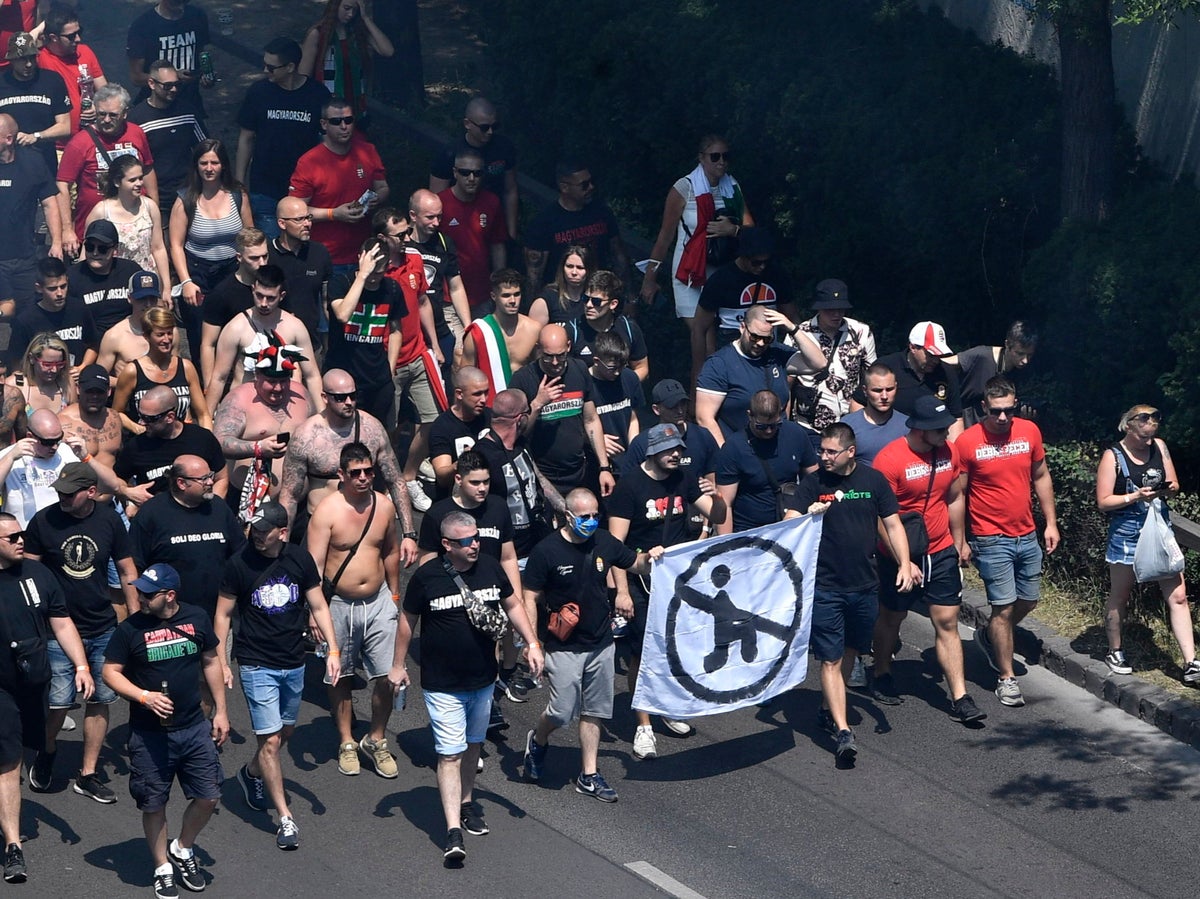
[
  {"x1": 445, "y1": 534, "x2": 480, "y2": 548},
  {"x1": 325, "y1": 115, "x2": 354, "y2": 126}
]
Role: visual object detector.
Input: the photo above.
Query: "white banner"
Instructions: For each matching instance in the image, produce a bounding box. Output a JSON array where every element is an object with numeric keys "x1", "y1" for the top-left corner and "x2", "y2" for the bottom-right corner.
[{"x1": 631, "y1": 516, "x2": 821, "y2": 719}]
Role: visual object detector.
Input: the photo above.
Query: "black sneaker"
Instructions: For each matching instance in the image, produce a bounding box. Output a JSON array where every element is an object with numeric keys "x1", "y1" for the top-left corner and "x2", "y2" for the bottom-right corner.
[
  {"x1": 487, "y1": 704, "x2": 508, "y2": 733},
  {"x1": 870, "y1": 672, "x2": 904, "y2": 706},
  {"x1": 276, "y1": 816, "x2": 300, "y2": 851},
  {"x1": 816, "y1": 707, "x2": 837, "y2": 735},
  {"x1": 504, "y1": 676, "x2": 531, "y2": 703},
  {"x1": 835, "y1": 729, "x2": 857, "y2": 762},
  {"x1": 443, "y1": 827, "x2": 466, "y2": 865},
  {"x1": 3, "y1": 843, "x2": 25, "y2": 883},
  {"x1": 153, "y1": 869, "x2": 179, "y2": 899},
  {"x1": 950, "y1": 694, "x2": 988, "y2": 724},
  {"x1": 523, "y1": 729, "x2": 546, "y2": 782},
  {"x1": 575, "y1": 771, "x2": 618, "y2": 802},
  {"x1": 73, "y1": 771, "x2": 117, "y2": 804},
  {"x1": 460, "y1": 800, "x2": 489, "y2": 835},
  {"x1": 168, "y1": 841, "x2": 205, "y2": 892},
  {"x1": 27, "y1": 750, "x2": 54, "y2": 792},
  {"x1": 237, "y1": 764, "x2": 268, "y2": 811}
]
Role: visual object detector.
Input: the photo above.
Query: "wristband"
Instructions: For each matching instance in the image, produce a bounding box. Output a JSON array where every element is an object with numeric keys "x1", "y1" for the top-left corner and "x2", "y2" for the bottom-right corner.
[
  {"x1": 138, "y1": 690, "x2": 149, "y2": 705},
  {"x1": 327, "y1": 649, "x2": 341, "y2": 657},
  {"x1": 327, "y1": 208, "x2": 335, "y2": 221},
  {"x1": 392, "y1": 592, "x2": 401, "y2": 604},
  {"x1": 529, "y1": 641, "x2": 542, "y2": 649},
  {"x1": 180, "y1": 278, "x2": 194, "y2": 287},
  {"x1": 75, "y1": 665, "x2": 88, "y2": 672}
]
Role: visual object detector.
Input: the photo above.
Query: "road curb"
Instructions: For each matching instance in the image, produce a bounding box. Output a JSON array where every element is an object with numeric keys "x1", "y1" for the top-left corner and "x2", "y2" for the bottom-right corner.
[{"x1": 958, "y1": 585, "x2": 1200, "y2": 750}]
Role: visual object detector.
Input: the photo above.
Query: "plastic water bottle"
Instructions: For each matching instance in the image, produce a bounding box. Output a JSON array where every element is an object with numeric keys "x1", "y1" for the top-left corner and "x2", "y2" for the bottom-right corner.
[
  {"x1": 78, "y1": 63, "x2": 94, "y2": 113},
  {"x1": 160, "y1": 679, "x2": 173, "y2": 727},
  {"x1": 392, "y1": 684, "x2": 407, "y2": 712}
]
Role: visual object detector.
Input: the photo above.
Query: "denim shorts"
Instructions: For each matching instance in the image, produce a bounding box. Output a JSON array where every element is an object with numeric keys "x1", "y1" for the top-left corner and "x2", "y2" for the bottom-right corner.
[
  {"x1": 1106, "y1": 504, "x2": 1156, "y2": 567},
  {"x1": 810, "y1": 588, "x2": 878, "y2": 662},
  {"x1": 128, "y1": 720, "x2": 224, "y2": 812},
  {"x1": 49, "y1": 631, "x2": 118, "y2": 708},
  {"x1": 423, "y1": 684, "x2": 493, "y2": 755},
  {"x1": 238, "y1": 664, "x2": 305, "y2": 735},
  {"x1": 969, "y1": 532, "x2": 1043, "y2": 605}
]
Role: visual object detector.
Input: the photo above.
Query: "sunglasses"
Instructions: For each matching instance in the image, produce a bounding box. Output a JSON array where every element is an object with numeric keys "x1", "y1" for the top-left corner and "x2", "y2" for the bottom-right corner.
[
  {"x1": 743, "y1": 331, "x2": 773, "y2": 344},
  {"x1": 1131, "y1": 411, "x2": 1162, "y2": 424},
  {"x1": 140, "y1": 410, "x2": 171, "y2": 424},
  {"x1": 84, "y1": 241, "x2": 114, "y2": 253},
  {"x1": 153, "y1": 80, "x2": 180, "y2": 89},
  {"x1": 345, "y1": 466, "x2": 374, "y2": 479},
  {"x1": 34, "y1": 434, "x2": 62, "y2": 447},
  {"x1": 37, "y1": 359, "x2": 68, "y2": 371},
  {"x1": 985, "y1": 406, "x2": 1018, "y2": 418},
  {"x1": 445, "y1": 534, "x2": 480, "y2": 548},
  {"x1": 262, "y1": 61, "x2": 288, "y2": 73},
  {"x1": 327, "y1": 391, "x2": 357, "y2": 402},
  {"x1": 58, "y1": 30, "x2": 83, "y2": 42},
  {"x1": 573, "y1": 513, "x2": 601, "y2": 522},
  {"x1": 467, "y1": 119, "x2": 497, "y2": 132},
  {"x1": 818, "y1": 446, "x2": 849, "y2": 458},
  {"x1": 180, "y1": 473, "x2": 216, "y2": 483},
  {"x1": 325, "y1": 115, "x2": 354, "y2": 126},
  {"x1": 0, "y1": 531, "x2": 24, "y2": 544},
  {"x1": 387, "y1": 227, "x2": 411, "y2": 240},
  {"x1": 567, "y1": 178, "x2": 594, "y2": 190},
  {"x1": 751, "y1": 420, "x2": 783, "y2": 431},
  {"x1": 583, "y1": 294, "x2": 610, "y2": 307},
  {"x1": 708, "y1": 151, "x2": 730, "y2": 162},
  {"x1": 453, "y1": 167, "x2": 483, "y2": 178},
  {"x1": 280, "y1": 214, "x2": 314, "y2": 223}
]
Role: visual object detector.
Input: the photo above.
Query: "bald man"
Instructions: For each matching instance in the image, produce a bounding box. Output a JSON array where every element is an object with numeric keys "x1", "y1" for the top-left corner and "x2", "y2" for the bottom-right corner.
[
  {"x1": 428, "y1": 96, "x2": 519, "y2": 237},
  {"x1": 0, "y1": 409, "x2": 80, "y2": 526},
  {"x1": 406, "y1": 188, "x2": 472, "y2": 384},
  {"x1": 0, "y1": 113, "x2": 65, "y2": 316},
  {"x1": 270, "y1": 196, "x2": 332, "y2": 351},
  {"x1": 428, "y1": 366, "x2": 492, "y2": 496},
  {"x1": 508, "y1": 324, "x2": 615, "y2": 497}
]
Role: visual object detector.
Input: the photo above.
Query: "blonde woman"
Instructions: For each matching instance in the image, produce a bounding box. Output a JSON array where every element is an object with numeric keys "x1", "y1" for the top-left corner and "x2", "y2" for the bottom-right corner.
[
  {"x1": 112, "y1": 307, "x2": 210, "y2": 433},
  {"x1": 6, "y1": 333, "x2": 75, "y2": 414},
  {"x1": 1095, "y1": 404, "x2": 1198, "y2": 684}
]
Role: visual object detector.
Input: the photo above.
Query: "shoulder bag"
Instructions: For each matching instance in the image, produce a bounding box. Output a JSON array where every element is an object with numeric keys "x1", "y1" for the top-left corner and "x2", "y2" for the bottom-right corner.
[
  {"x1": 441, "y1": 558, "x2": 507, "y2": 641},
  {"x1": 898, "y1": 450, "x2": 936, "y2": 562},
  {"x1": 321, "y1": 491, "x2": 377, "y2": 600}
]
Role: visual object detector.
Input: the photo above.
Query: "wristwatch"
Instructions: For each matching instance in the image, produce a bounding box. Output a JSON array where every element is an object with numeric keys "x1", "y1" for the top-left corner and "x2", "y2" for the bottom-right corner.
[
  {"x1": 403, "y1": 530, "x2": 418, "y2": 541},
  {"x1": 598, "y1": 465, "x2": 614, "y2": 473}
]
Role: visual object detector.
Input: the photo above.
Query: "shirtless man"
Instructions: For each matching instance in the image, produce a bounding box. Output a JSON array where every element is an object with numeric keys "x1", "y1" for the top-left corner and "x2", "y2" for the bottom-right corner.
[
  {"x1": 205, "y1": 265, "x2": 323, "y2": 411},
  {"x1": 457, "y1": 268, "x2": 540, "y2": 400},
  {"x1": 277, "y1": 369, "x2": 418, "y2": 564},
  {"x1": 306, "y1": 442, "x2": 402, "y2": 778},
  {"x1": 60, "y1": 364, "x2": 123, "y2": 468},
  {"x1": 94, "y1": 271, "x2": 175, "y2": 383},
  {"x1": 212, "y1": 347, "x2": 313, "y2": 518}
]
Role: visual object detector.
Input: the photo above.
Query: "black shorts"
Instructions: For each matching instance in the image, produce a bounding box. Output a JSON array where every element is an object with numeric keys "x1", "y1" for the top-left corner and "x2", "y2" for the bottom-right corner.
[
  {"x1": 878, "y1": 545, "x2": 963, "y2": 612},
  {"x1": 0, "y1": 684, "x2": 47, "y2": 765},
  {"x1": 127, "y1": 720, "x2": 224, "y2": 812},
  {"x1": 626, "y1": 575, "x2": 651, "y2": 650}
]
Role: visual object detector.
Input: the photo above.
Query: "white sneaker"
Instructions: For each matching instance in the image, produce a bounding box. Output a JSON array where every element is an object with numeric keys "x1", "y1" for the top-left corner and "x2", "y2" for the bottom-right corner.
[
  {"x1": 418, "y1": 458, "x2": 436, "y2": 483},
  {"x1": 661, "y1": 717, "x2": 694, "y2": 736},
  {"x1": 847, "y1": 656, "x2": 867, "y2": 688},
  {"x1": 61, "y1": 715, "x2": 77, "y2": 732},
  {"x1": 476, "y1": 756, "x2": 484, "y2": 774},
  {"x1": 405, "y1": 479, "x2": 432, "y2": 512},
  {"x1": 632, "y1": 725, "x2": 657, "y2": 760}
]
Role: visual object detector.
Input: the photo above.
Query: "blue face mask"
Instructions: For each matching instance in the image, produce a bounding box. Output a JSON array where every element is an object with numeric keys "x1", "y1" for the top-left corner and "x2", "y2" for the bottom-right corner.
[{"x1": 570, "y1": 514, "x2": 600, "y2": 539}]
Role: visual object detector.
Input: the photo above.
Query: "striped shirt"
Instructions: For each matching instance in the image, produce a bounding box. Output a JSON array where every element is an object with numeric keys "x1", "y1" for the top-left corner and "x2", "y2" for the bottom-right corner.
[{"x1": 183, "y1": 190, "x2": 241, "y2": 261}]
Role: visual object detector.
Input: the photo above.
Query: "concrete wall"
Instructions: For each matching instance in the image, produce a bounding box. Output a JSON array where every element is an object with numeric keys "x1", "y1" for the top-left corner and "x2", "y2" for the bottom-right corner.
[{"x1": 920, "y1": 0, "x2": 1200, "y2": 182}]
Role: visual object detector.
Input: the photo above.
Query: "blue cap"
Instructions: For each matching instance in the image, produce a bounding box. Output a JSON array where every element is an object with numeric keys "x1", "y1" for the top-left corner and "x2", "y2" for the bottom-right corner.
[{"x1": 130, "y1": 563, "x2": 181, "y2": 593}]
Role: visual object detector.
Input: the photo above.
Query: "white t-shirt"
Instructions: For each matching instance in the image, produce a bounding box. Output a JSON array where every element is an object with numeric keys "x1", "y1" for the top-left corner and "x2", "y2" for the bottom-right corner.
[{"x1": 1, "y1": 444, "x2": 81, "y2": 528}]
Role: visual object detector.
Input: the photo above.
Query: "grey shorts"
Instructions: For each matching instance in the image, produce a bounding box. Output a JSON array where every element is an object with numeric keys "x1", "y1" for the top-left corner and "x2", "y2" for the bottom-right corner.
[
  {"x1": 392, "y1": 356, "x2": 439, "y2": 423},
  {"x1": 542, "y1": 642, "x2": 616, "y2": 726},
  {"x1": 324, "y1": 581, "x2": 398, "y2": 683}
]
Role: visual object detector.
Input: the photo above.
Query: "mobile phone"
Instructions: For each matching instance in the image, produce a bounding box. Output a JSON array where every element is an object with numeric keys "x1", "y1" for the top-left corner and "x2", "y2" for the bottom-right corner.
[
  {"x1": 357, "y1": 189, "x2": 378, "y2": 208},
  {"x1": 277, "y1": 432, "x2": 290, "y2": 445}
]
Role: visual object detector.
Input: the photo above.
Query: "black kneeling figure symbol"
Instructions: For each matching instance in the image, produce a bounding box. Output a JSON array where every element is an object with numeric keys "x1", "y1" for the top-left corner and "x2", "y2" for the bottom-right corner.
[{"x1": 680, "y1": 564, "x2": 791, "y2": 673}]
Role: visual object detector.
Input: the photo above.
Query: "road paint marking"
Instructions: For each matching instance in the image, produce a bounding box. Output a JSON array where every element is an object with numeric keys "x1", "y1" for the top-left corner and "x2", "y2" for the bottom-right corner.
[{"x1": 625, "y1": 861, "x2": 709, "y2": 899}]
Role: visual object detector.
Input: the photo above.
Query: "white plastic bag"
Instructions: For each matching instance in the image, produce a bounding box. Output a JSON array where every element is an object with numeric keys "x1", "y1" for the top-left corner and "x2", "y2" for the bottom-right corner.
[{"x1": 1133, "y1": 498, "x2": 1186, "y2": 583}]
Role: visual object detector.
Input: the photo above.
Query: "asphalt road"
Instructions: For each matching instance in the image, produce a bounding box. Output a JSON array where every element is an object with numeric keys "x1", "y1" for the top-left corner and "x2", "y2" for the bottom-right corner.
[{"x1": 17, "y1": 609, "x2": 1200, "y2": 898}]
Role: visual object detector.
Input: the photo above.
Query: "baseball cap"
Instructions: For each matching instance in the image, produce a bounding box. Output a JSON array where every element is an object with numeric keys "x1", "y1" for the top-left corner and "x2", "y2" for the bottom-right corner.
[
  {"x1": 646, "y1": 423, "x2": 686, "y2": 455},
  {"x1": 5, "y1": 33, "x2": 37, "y2": 61},
  {"x1": 651, "y1": 379, "x2": 688, "y2": 408},
  {"x1": 52, "y1": 462, "x2": 98, "y2": 494},
  {"x1": 249, "y1": 501, "x2": 288, "y2": 532},
  {"x1": 908, "y1": 321, "x2": 953, "y2": 356},
  {"x1": 129, "y1": 271, "x2": 161, "y2": 301},
  {"x1": 905, "y1": 395, "x2": 957, "y2": 431},
  {"x1": 77, "y1": 363, "x2": 109, "y2": 393},
  {"x1": 130, "y1": 563, "x2": 181, "y2": 593},
  {"x1": 83, "y1": 220, "x2": 118, "y2": 247}
]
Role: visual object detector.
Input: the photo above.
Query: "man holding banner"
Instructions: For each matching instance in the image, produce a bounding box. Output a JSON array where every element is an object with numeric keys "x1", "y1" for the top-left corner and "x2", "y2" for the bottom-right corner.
[
  {"x1": 521, "y1": 488, "x2": 662, "y2": 802},
  {"x1": 786, "y1": 422, "x2": 912, "y2": 764},
  {"x1": 607, "y1": 423, "x2": 726, "y2": 760}
]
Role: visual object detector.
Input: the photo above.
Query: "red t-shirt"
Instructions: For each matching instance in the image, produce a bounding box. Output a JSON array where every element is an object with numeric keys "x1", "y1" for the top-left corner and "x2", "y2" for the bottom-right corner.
[
  {"x1": 872, "y1": 437, "x2": 962, "y2": 554},
  {"x1": 385, "y1": 247, "x2": 430, "y2": 367},
  {"x1": 36, "y1": 45, "x2": 104, "y2": 146},
  {"x1": 957, "y1": 418, "x2": 1046, "y2": 537},
  {"x1": 57, "y1": 122, "x2": 154, "y2": 239},
  {"x1": 437, "y1": 187, "x2": 508, "y2": 307},
  {"x1": 288, "y1": 135, "x2": 386, "y2": 265}
]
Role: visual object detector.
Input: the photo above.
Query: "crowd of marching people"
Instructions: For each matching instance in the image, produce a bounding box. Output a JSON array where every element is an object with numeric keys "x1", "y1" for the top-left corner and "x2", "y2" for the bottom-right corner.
[{"x1": 0, "y1": 0, "x2": 1191, "y2": 891}]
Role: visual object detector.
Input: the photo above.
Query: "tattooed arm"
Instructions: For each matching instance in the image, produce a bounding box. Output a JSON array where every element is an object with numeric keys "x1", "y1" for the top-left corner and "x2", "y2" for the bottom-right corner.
[
  {"x1": 277, "y1": 431, "x2": 312, "y2": 529},
  {"x1": 0, "y1": 386, "x2": 25, "y2": 445}
]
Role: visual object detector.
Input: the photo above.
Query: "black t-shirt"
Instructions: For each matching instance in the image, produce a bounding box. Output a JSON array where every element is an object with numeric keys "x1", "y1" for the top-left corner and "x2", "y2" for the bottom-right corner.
[
  {"x1": 324, "y1": 274, "x2": 406, "y2": 391},
  {"x1": 523, "y1": 529, "x2": 636, "y2": 651},
  {"x1": 25, "y1": 502, "x2": 130, "y2": 638},
  {"x1": 127, "y1": 97, "x2": 206, "y2": 197},
  {"x1": 403, "y1": 554, "x2": 512, "y2": 693},
  {"x1": 791, "y1": 463, "x2": 899, "y2": 592},
  {"x1": 427, "y1": 408, "x2": 490, "y2": 499},
  {"x1": 270, "y1": 237, "x2": 332, "y2": 346},
  {"x1": 871, "y1": 351, "x2": 963, "y2": 419},
  {"x1": 525, "y1": 200, "x2": 621, "y2": 284},
  {"x1": 70, "y1": 258, "x2": 141, "y2": 336},
  {"x1": 565, "y1": 315, "x2": 647, "y2": 365},
  {"x1": 716, "y1": 422, "x2": 819, "y2": 532},
  {"x1": 697, "y1": 259, "x2": 795, "y2": 331},
  {"x1": 473, "y1": 430, "x2": 546, "y2": 558},
  {"x1": 236, "y1": 77, "x2": 330, "y2": 200},
  {"x1": 7, "y1": 298, "x2": 97, "y2": 368},
  {"x1": 0, "y1": 147, "x2": 55, "y2": 260},
  {"x1": 509, "y1": 357, "x2": 594, "y2": 487},
  {"x1": 418, "y1": 495, "x2": 513, "y2": 562},
  {"x1": 590, "y1": 369, "x2": 644, "y2": 462},
  {"x1": 126, "y1": 5, "x2": 210, "y2": 112},
  {"x1": 606, "y1": 465, "x2": 701, "y2": 551},
  {"x1": 114, "y1": 423, "x2": 224, "y2": 495},
  {"x1": 0, "y1": 560, "x2": 68, "y2": 691},
  {"x1": 201, "y1": 274, "x2": 252, "y2": 328},
  {"x1": 105, "y1": 604, "x2": 216, "y2": 732},
  {"x1": 128, "y1": 494, "x2": 245, "y2": 616},
  {"x1": 220, "y1": 543, "x2": 320, "y2": 670},
  {"x1": 406, "y1": 232, "x2": 460, "y2": 339},
  {"x1": 0, "y1": 68, "x2": 70, "y2": 174},
  {"x1": 429, "y1": 134, "x2": 517, "y2": 204}
]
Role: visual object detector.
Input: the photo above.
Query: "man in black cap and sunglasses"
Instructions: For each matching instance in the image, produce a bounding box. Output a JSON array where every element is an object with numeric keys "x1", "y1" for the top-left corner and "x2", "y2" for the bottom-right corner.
[{"x1": 69, "y1": 220, "x2": 141, "y2": 338}]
